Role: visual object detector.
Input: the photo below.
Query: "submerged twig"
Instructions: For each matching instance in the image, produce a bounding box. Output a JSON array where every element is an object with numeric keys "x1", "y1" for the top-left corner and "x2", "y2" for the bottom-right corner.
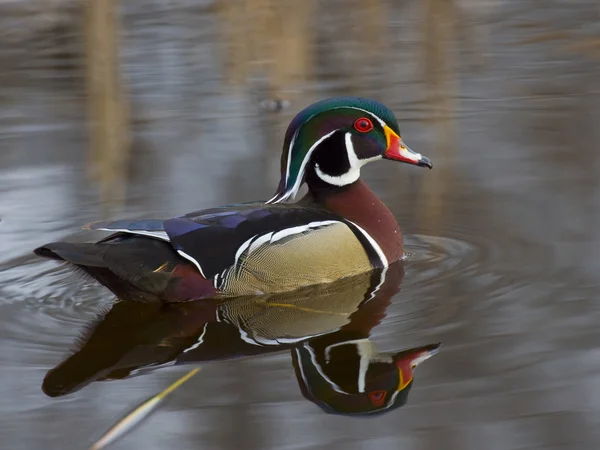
[{"x1": 90, "y1": 368, "x2": 200, "y2": 450}]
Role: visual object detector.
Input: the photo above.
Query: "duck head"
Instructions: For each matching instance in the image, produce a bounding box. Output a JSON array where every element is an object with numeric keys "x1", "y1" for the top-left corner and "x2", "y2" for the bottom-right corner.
[
  {"x1": 268, "y1": 97, "x2": 432, "y2": 203},
  {"x1": 292, "y1": 339, "x2": 441, "y2": 416}
]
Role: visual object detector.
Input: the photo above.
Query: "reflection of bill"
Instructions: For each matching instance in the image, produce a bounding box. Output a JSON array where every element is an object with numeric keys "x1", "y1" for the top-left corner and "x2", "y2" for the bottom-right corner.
[{"x1": 43, "y1": 261, "x2": 441, "y2": 416}]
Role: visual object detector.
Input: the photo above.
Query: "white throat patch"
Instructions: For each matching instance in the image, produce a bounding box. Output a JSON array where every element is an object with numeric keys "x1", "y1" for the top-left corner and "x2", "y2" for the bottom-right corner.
[{"x1": 315, "y1": 132, "x2": 381, "y2": 187}]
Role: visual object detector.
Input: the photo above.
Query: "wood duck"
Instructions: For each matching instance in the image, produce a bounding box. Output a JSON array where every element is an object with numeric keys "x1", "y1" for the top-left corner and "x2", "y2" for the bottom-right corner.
[
  {"x1": 42, "y1": 262, "x2": 441, "y2": 416},
  {"x1": 34, "y1": 97, "x2": 432, "y2": 301}
]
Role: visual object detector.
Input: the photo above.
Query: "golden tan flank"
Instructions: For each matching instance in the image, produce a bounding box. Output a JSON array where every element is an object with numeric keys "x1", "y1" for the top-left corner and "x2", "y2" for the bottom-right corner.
[{"x1": 220, "y1": 222, "x2": 373, "y2": 296}]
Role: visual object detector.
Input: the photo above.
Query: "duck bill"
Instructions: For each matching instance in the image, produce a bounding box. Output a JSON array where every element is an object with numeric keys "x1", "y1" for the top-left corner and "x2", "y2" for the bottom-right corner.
[
  {"x1": 403, "y1": 342, "x2": 442, "y2": 367},
  {"x1": 394, "y1": 342, "x2": 442, "y2": 391},
  {"x1": 383, "y1": 126, "x2": 432, "y2": 169}
]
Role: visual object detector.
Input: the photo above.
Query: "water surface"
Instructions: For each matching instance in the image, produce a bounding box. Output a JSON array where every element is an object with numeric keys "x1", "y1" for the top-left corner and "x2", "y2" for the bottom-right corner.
[{"x1": 1, "y1": 1, "x2": 600, "y2": 449}]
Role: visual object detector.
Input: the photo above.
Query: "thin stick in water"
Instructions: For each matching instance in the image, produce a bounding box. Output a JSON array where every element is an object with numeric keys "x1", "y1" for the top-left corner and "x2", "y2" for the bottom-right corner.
[{"x1": 90, "y1": 368, "x2": 200, "y2": 450}]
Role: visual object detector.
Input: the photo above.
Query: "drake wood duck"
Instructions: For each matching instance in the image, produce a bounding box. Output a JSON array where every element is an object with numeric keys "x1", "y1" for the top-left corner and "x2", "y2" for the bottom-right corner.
[
  {"x1": 43, "y1": 262, "x2": 441, "y2": 415},
  {"x1": 34, "y1": 97, "x2": 432, "y2": 301}
]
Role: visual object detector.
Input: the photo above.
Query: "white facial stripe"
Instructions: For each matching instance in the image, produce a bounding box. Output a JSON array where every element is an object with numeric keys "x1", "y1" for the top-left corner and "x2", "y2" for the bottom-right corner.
[
  {"x1": 266, "y1": 190, "x2": 291, "y2": 204},
  {"x1": 346, "y1": 132, "x2": 359, "y2": 167},
  {"x1": 358, "y1": 343, "x2": 370, "y2": 393},
  {"x1": 269, "y1": 129, "x2": 339, "y2": 204},
  {"x1": 305, "y1": 344, "x2": 345, "y2": 394},
  {"x1": 324, "y1": 338, "x2": 364, "y2": 363},
  {"x1": 324, "y1": 339, "x2": 392, "y2": 393},
  {"x1": 283, "y1": 128, "x2": 300, "y2": 187},
  {"x1": 337, "y1": 106, "x2": 387, "y2": 128},
  {"x1": 289, "y1": 130, "x2": 338, "y2": 198},
  {"x1": 267, "y1": 127, "x2": 302, "y2": 204}
]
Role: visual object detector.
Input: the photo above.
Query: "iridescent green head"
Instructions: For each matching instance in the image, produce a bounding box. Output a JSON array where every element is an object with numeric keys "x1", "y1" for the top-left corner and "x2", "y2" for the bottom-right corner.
[{"x1": 267, "y1": 97, "x2": 432, "y2": 203}]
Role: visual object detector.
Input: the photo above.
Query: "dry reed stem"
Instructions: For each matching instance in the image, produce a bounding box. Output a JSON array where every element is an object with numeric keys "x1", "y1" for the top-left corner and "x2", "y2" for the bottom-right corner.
[
  {"x1": 83, "y1": 0, "x2": 130, "y2": 208},
  {"x1": 218, "y1": 0, "x2": 314, "y2": 95},
  {"x1": 418, "y1": 0, "x2": 459, "y2": 234}
]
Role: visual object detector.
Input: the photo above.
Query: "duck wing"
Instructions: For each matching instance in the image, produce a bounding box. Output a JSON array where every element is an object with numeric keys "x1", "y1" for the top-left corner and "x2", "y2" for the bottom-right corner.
[{"x1": 88, "y1": 202, "x2": 380, "y2": 282}]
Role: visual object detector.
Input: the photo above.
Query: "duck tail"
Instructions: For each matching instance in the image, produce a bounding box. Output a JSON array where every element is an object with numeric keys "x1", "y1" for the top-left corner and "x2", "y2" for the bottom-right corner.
[
  {"x1": 34, "y1": 238, "x2": 216, "y2": 302},
  {"x1": 34, "y1": 242, "x2": 108, "y2": 267},
  {"x1": 34, "y1": 241, "x2": 162, "y2": 302}
]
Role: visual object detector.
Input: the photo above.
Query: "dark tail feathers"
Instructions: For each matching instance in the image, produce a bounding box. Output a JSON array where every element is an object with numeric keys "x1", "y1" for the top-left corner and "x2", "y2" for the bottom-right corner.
[{"x1": 34, "y1": 243, "x2": 108, "y2": 268}]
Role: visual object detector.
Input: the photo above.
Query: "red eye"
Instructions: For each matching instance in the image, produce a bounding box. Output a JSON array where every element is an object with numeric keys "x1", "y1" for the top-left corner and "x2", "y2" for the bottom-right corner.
[
  {"x1": 354, "y1": 117, "x2": 373, "y2": 133},
  {"x1": 368, "y1": 390, "x2": 387, "y2": 406}
]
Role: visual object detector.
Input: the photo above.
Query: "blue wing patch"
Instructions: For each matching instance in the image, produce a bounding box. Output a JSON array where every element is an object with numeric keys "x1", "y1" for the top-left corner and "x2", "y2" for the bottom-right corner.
[{"x1": 163, "y1": 218, "x2": 209, "y2": 238}]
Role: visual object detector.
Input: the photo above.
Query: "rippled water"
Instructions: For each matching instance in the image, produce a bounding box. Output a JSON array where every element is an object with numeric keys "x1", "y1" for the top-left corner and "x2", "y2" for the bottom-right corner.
[{"x1": 2, "y1": 1, "x2": 600, "y2": 449}]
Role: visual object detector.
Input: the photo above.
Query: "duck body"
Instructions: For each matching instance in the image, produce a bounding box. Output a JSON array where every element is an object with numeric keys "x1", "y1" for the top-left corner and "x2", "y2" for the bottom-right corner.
[
  {"x1": 35, "y1": 186, "x2": 396, "y2": 301},
  {"x1": 34, "y1": 97, "x2": 431, "y2": 302}
]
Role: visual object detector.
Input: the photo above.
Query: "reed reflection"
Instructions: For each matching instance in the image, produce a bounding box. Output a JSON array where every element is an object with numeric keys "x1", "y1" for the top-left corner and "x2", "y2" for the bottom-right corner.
[{"x1": 43, "y1": 261, "x2": 440, "y2": 416}]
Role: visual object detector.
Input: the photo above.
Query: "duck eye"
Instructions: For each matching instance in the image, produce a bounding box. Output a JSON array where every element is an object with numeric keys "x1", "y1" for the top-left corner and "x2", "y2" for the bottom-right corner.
[
  {"x1": 354, "y1": 117, "x2": 373, "y2": 133},
  {"x1": 368, "y1": 390, "x2": 387, "y2": 406}
]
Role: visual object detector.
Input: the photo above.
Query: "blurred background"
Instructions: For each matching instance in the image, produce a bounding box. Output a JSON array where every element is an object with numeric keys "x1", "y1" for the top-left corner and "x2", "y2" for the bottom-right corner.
[{"x1": 1, "y1": 0, "x2": 600, "y2": 449}]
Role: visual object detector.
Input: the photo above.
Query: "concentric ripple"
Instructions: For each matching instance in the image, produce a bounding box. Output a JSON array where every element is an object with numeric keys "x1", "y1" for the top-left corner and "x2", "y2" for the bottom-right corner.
[
  {"x1": 403, "y1": 234, "x2": 481, "y2": 284},
  {"x1": 0, "y1": 255, "x2": 112, "y2": 363},
  {"x1": 381, "y1": 227, "x2": 551, "y2": 332}
]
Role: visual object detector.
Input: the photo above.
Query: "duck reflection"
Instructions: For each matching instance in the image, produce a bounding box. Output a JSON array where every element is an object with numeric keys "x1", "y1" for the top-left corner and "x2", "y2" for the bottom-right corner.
[{"x1": 43, "y1": 262, "x2": 440, "y2": 416}]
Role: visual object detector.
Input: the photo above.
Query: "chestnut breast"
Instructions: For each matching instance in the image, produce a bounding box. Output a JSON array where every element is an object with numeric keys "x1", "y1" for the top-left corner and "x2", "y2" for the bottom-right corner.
[{"x1": 319, "y1": 180, "x2": 404, "y2": 264}]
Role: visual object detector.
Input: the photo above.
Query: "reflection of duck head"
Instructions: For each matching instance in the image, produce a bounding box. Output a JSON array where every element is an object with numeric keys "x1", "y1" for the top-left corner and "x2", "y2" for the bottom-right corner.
[
  {"x1": 42, "y1": 261, "x2": 440, "y2": 416},
  {"x1": 293, "y1": 339, "x2": 440, "y2": 416}
]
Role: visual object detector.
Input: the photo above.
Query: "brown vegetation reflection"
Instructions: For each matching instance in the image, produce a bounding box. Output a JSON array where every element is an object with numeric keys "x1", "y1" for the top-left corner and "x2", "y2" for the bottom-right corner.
[
  {"x1": 84, "y1": 0, "x2": 130, "y2": 210},
  {"x1": 80, "y1": 0, "x2": 475, "y2": 218},
  {"x1": 18, "y1": 0, "x2": 491, "y2": 212}
]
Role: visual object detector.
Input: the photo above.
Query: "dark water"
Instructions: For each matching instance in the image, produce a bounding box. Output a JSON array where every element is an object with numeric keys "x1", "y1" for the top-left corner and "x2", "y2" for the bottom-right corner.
[{"x1": 1, "y1": 1, "x2": 600, "y2": 449}]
